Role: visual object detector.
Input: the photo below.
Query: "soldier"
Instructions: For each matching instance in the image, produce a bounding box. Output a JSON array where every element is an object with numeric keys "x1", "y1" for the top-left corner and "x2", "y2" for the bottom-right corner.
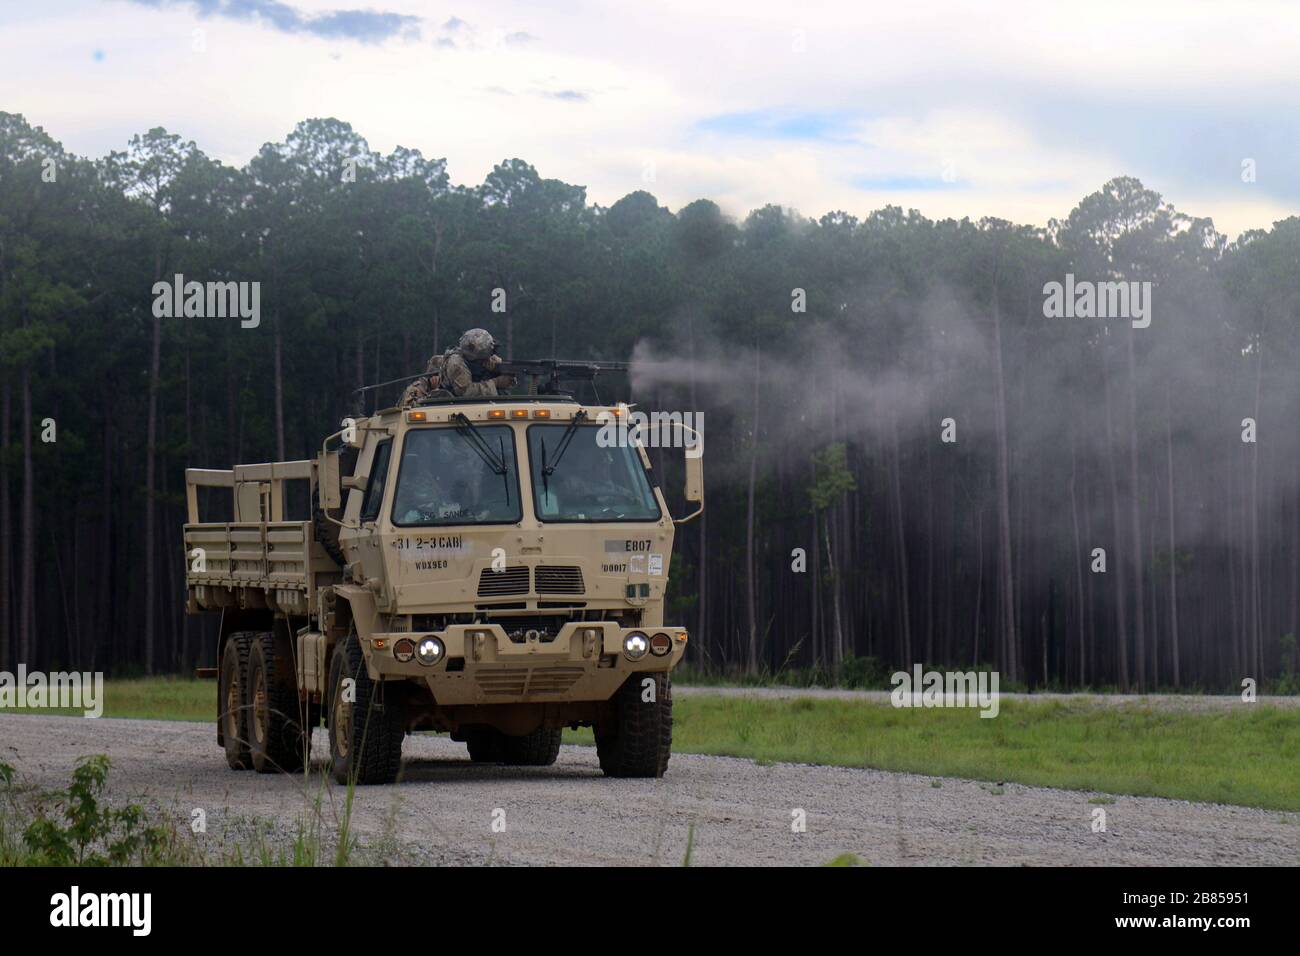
[
  {"x1": 398, "y1": 352, "x2": 446, "y2": 407},
  {"x1": 400, "y1": 328, "x2": 515, "y2": 406}
]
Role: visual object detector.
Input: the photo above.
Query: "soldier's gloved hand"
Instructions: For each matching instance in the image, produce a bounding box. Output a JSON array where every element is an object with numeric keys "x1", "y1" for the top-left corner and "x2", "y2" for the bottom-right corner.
[
  {"x1": 494, "y1": 374, "x2": 517, "y2": 388},
  {"x1": 485, "y1": 355, "x2": 502, "y2": 371}
]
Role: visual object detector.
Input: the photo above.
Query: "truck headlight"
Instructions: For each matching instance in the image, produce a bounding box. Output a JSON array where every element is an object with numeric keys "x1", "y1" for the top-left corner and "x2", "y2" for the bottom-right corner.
[
  {"x1": 416, "y1": 636, "x2": 444, "y2": 666},
  {"x1": 623, "y1": 632, "x2": 649, "y2": 661},
  {"x1": 393, "y1": 639, "x2": 416, "y2": 663},
  {"x1": 649, "y1": 633, "x2": 672, "y2": 656}
]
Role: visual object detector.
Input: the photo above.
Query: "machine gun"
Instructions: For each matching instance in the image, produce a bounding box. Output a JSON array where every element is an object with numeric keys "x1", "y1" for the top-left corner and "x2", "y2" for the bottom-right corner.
[
  {"x1": 494, "y1": 359, "x2": 630, "y2": 396},
  {"x1": 350, "y1": 357, "x2": 631, "y2": 412}
]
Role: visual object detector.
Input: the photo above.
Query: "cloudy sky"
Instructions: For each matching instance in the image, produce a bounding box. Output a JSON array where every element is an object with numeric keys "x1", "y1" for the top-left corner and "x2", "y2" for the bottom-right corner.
[{"x1": 3, "y1": 0, "x2": 1297, "y2": 237}]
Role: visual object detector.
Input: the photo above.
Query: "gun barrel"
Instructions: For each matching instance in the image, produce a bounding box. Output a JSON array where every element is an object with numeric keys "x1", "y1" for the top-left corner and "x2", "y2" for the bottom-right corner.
[{"x1": 498, "y1": 360, "x2": 630, "y2": 377}]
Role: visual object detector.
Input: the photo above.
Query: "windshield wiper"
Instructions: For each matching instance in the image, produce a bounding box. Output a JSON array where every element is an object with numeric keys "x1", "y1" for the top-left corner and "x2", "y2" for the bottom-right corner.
[
  {"x1": 542, "y1": 410, "x2": 587, "y2": 478},
  {"x1": 540, "y1": 435, "x2": 550, "y2": 505},
  {"x1": 451, "y1": 413, "x2": 512, "y2": 507},
  {"x1": 451, "y1": 413, "x2": 507, "y2": 475},
  {"x1": 498, "y1": 434, "x2": 511, "y2": 506}
]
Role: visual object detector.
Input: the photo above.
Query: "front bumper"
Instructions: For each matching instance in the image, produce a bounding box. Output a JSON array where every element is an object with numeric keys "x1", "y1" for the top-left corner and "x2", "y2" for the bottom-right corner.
[{"x1": 361, "y1": 622, "x2": 687, "y2": 705}]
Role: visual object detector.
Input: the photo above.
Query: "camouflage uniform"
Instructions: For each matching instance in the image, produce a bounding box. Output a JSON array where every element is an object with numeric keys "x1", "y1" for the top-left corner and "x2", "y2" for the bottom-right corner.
[
  {"x1": 399, "y1": 329, "x2": 514, "y2": 406},
  {"x1": 399, "y1": 353, "x2": 447, "y2": 407}
]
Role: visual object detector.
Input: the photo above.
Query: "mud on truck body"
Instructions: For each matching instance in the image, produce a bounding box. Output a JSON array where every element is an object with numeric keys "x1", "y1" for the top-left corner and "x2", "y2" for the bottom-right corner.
[{"x1": 184, "y1": 394, "x2": 703, "y2": 784}]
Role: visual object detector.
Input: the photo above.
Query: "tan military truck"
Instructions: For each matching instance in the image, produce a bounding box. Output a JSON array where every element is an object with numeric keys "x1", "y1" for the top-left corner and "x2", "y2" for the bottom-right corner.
[{"x1": 183, "y1": 391, "x2": 702, "y2": 784}]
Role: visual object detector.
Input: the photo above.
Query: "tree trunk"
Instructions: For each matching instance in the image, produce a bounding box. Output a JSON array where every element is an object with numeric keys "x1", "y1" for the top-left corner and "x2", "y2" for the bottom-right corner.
[
  {"x1": 0, "y1": 379, "x2": 11, "y2": 668},
  {"x1": 226, "y1": 329, "x2": 238, "y2": 465},
  {"x1": 1070, "y1": 435, "x2": 1086, "y2": 686},
  {"x1": 355, "y1": 329, "x2": 365, "y2": 394},
  {"x1": 1164, "y1": 387, "x2": 1179, "y2": 686},
  {"x1": 1250, "y1": 335, "x2": 1264, "y2": 681},
  {"x1": 20, "y1": 364, "x2": 35, "y2": 666},
  {"x1": 745, "y1": 350, "x2": 759, "y2": 674},
  {"x1": 1103, "y1": 363, "x2": 1130, "y2": 690},
  {"x1": 824, "y1": 510, "x2": 844, "y2": 668},
  {"x1": 274, "y1": 318, "x2": 286, "y2": 460},
  {"x1": 990, "y1": 288, "x2": 1017, "y2": 680},
  {"x1": 144, "y1": 307, "x2": 162, "y2": 674},
  {"x1": 810, "y1": 459, "x2": 820, "y2": 669},
  {"x1": 973, "y1": 506, "x2": 984, "y2": 666},
  {"x1": 97, "y1": 404, "x2": 113, "y2": 673},
  {"x1": 1125, "y1": 327, "x2": 1146, "y2": 689},
  {"x1": 690, "y1": 321, "x2": 707, "y2": 661}
]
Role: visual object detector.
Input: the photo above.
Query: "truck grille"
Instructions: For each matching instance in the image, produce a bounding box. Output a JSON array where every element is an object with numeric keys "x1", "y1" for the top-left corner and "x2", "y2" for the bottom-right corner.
[
  {"x1": 535, "y1": 566, "x2": 585, "y2": 594},
  {"x1": 477, "y1": 566, "x2": 530, "y2": 597},
  {"x1": 475, "y1": 666, "x2": 586, "y2": 697}
]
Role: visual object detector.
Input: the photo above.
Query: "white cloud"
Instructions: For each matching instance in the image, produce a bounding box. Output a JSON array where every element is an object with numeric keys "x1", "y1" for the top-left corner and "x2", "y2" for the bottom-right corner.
[{"x1": 3, "y1": 0, "x2": 1297, "y2": 238}]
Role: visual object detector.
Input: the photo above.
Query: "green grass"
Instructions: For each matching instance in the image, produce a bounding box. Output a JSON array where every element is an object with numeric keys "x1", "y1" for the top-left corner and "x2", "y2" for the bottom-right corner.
[
  {"x1": 0, "y1": 676, "x2": 212, "y2": 721},
  {"x1": 565, "y1": 696, "x2": 1300, "y2": 811},
  {"x1": 5, "y1": 678, "x2": 1298, "y2": 811}
]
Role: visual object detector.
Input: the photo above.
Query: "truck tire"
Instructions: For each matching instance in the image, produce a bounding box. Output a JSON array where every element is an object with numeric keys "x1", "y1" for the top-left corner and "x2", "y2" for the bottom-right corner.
[
  {"x1": 328, "y1": 633, "x2": 405, "y2": 785},
  {"x1": 596, "y1": 673, "x2": 672, "y2": 778},
  {"x1": 248, "y1": 632, "x2": 309, "y2": 774},
  {"x1": 465, "y1": 728, "x2": 504, "y2": 763},
  {"x1": 219, "y1": 632, "x2": 254, "y2": 770},
  {"x1": 500, "y1": 728, "x2": 562, "y2": 766}
]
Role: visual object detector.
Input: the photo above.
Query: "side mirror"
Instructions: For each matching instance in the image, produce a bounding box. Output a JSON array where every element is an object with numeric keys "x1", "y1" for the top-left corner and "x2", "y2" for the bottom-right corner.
[
  {"x1": 319, "y1": 425, "x2": 368, "y2": 529},
  {"x1": 624, "y1": 411, "x2": 704, "y2": 524},
  {"x1": 677, "y1": 429, "x2": 704, "y2": 524},
  {"x1": 684, "y1": 449, "x2": 703, "y2": 503}
]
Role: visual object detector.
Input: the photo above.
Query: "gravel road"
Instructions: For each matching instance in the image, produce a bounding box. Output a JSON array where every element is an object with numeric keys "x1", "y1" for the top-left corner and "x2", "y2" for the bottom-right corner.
[{"x1": 2, "y1": 713, "x2": 1296, "y2": 866}]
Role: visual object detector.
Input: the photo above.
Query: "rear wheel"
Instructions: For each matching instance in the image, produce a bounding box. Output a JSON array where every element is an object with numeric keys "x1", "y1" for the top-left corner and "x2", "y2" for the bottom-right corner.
[
  {"x1": 219, "y1": 632, "x2": 254, "y2": 770},
  {"x1": 500, "y1": 728, "x2": 562, "y2": 767},
  {"x1": 328, "y1": 633, "x2": 405, "y2": 785},
  {"x1": 248, "y1": 632, "x2": 308, "y2": 774},
  {"x1": 596, "y1": 673, "x2": 672, "y2": 778}
]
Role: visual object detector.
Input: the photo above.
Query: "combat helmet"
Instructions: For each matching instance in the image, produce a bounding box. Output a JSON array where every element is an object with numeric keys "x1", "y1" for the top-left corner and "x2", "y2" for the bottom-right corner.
[{"x1": 457, "y1": 328, "x2": 497, "y2": 362}]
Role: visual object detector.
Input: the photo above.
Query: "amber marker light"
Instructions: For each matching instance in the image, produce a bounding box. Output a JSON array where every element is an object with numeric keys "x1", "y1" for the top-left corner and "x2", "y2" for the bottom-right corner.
[
  {"x1": 533, "y1": 408, "x2": 551, "y2": 419},
  {"x1": 405, "y1": 410, "x2": 427, "y2": 422},
  {"x1": 487, "y1": 409, "x2": 506, "y2": 420},
  {"x1": 511, "y1": 408, "x2": 529, "y2": 419}
]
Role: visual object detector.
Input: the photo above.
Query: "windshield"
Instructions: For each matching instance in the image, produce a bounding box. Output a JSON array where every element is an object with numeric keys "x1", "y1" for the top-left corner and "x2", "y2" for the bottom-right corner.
[
  {"x1": 392, "y1": 425, "x2": 522, "y2": 525},
  {"x1": 528, "y1": 424, "x2": 661, "y2": 522}
]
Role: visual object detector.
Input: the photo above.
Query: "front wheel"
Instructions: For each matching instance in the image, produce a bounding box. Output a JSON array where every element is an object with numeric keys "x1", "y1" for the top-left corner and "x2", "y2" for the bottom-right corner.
[
  {"x1": 595, "y1": 673, "x2": 672, "y2": 778},
  {"x1": 327, "y1": 633, "x2": 405, "y2": 785}
]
